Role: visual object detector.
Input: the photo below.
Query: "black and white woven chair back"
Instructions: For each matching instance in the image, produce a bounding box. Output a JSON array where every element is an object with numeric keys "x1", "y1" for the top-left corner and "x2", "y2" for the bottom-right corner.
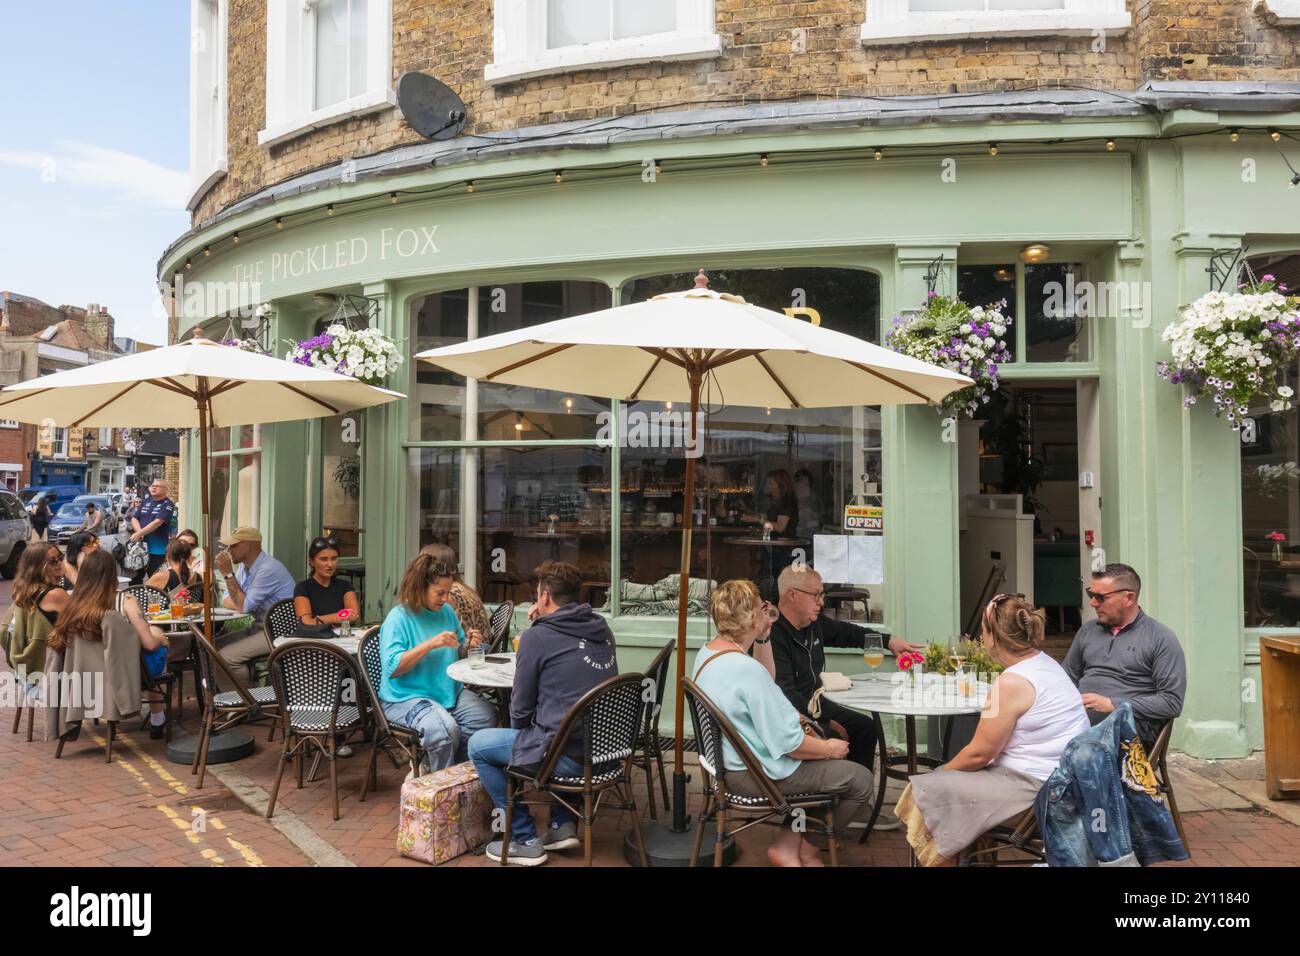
[
  {"x1": 122, "y1": 585, "x2": 168, "y2": 613},
  {"x1": 357, "y1": 629, "x2": 385, "y2": 707},
  {"x1": 271, "y1": 642, "x2": 350, "y2": 733},
  {"x1": 683, "y1": 680, "x2": 723, "y2": 781},
  {"x1": 265, "y1": 598, "x2": 300, "y2": 641},
  {"x1": 488, "y1": 601, "x2": 514, "y2": 653},
  {"x1": 583, "y1": 675, "x2": 645, "y2": 767},
  {"x1": 193, "y1": 631, "x2": 220, "y2": 700}
]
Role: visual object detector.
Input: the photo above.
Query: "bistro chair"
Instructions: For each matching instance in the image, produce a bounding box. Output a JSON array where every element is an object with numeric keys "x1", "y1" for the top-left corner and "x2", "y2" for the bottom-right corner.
[
  {"x1": 487, "y1": 601, "x2": 515, "y2": 654},
  {"x1": 265, "y1": 640, "x2": 366, "y2": 821},
  {"x1": 121, "y1": 584, "x2": 191, "y2": 717},
  {"x1": 355, "y1": 626, "x2": 423, "y2": 799},
  {"x1": 187, "y1": 624, "x2": 281, "y2": 788},
  {"x1": 629, "y1": 639, "x2": 673, "y2": 819},
  {"x1": 683, "y1": 677, "x2": 842, "y2": 868},
  {"x1": 121, "y1": 585, "x2": 169, "y2": 614},
  {"x1": 499, "y1": 672, "x2": 650, "y2": 867},
  {"x1": 265, "y1": 598, "x2": 301, "y2": 643},
  {"x1": 11, "y1": 685, "x2": 37, "y2": 742},
  {"x1": 1149, "y1": 720, "x2": 1187, "y2": 848}
]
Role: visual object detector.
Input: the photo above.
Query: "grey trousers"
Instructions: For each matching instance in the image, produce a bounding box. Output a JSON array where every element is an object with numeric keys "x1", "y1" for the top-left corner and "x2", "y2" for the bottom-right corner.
[
  {"x1": 214, "y1": 624, "x2": 273, "y2": 689},
  {"x1": 727, "y1": 759, "x2": 874, "y2": 838}
]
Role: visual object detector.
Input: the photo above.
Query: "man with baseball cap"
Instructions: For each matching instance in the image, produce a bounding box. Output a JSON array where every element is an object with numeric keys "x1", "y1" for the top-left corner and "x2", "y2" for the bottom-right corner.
[{"x1": 212, "y1": 526, "x2": 296, "y2": 679}]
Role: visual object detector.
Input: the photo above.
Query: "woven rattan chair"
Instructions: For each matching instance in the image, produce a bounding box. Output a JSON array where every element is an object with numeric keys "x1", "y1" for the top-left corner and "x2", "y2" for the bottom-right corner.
[
  {"x1": 265, "y1": 640, "x2": 366, "y2": 821},
  {"x1": 265, "y1": 598, "x2": 301, "y2": 642},
  {"x1": 500, "y1": 672, "x2": 650, "y2": 867},
  {"x1": 487, "y1": 601, "x2": 515, "y2": 654},
  {"x1": 356, "y1": 626, "x2": 423, "y2": 799},
  {"x1": 188, "y1": 623, "x2": 281, "y2": 788},
  {"x1": 683, "y1": 677, "x2": 842, "y2": 868},
  {"x1": 629, "y1": 639, "x2": 673, "y2": 819},
  {"x1": 122, "y1": 584, "x2": 191, "y2": 718}
]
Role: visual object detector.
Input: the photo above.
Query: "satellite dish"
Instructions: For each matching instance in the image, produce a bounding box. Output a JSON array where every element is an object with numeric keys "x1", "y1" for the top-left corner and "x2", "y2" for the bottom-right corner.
[{"x1": 396, "y1": 72, "x2": 468, "y2": 141}]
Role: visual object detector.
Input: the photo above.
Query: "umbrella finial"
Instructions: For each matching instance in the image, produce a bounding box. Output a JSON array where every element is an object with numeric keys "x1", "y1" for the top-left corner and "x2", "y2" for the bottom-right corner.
[{"x1": 694, "y1": 269, "x2": 709, "y2": 289}]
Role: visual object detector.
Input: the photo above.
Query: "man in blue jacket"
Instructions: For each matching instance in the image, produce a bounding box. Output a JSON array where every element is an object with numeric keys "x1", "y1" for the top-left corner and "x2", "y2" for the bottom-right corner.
[{"x1": 470, "y1": 560, "x2": 617, "y2": 866}]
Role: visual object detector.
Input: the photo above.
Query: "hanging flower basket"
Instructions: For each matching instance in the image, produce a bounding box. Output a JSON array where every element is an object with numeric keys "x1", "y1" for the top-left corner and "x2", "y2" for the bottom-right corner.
[
  {"x1": 1157, "y1": 277, "x2": 1300, "y2": 430},
  {"x1": 885, "y1": 294, "x2": 1011, "y2": 418},
  {"x1": 285, "y1": 324, "x2": 403, "y2": 387}
]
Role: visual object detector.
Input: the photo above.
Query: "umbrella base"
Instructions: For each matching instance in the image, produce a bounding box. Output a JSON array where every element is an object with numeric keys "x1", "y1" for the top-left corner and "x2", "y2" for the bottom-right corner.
[
  {"x1": 166, "y1": 730, "x2": 256, "y2": 766},
  {"x1": 624, "y1": 819, "x2": 736, "y2": 867}
]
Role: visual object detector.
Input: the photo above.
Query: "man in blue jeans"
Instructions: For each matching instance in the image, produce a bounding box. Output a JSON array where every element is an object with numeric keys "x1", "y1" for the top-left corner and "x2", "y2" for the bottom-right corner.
[{"x1": 470, "y1": 560, "x2": 617, "y2": 866}]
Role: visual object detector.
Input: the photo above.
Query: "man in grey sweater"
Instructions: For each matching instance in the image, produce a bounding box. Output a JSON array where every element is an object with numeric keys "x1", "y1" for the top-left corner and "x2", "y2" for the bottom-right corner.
[{"x1": 1063, "y1": 563, "x2": 1186, "y2": 749}]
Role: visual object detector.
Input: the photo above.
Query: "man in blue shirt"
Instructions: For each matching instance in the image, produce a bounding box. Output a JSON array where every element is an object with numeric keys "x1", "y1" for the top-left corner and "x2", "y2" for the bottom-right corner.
[
  {"x1": 212, "y1": 526, "x2": 296, "y2": 681},
  {"x1": 130, "y1": 479, "x2": 175, "y2": 582}
]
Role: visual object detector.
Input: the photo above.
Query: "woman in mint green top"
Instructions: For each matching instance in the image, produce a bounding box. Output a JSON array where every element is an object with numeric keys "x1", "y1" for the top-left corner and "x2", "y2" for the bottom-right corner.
[
  {"x1": 378, "y1": 553, "x2": 497, "y2": 772},
  {"x1": 693, "y1": 580, "x2": 873, "y2": 867}
]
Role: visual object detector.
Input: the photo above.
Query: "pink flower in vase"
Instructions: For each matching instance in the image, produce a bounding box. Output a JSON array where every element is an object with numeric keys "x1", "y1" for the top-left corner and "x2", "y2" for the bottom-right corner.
[
  {"x1": 337, "y1": 608, "x2": 354, "y2": 621},
  {"x1": 1266, "y1": 532, "x2": 1287, "y2": 542}
]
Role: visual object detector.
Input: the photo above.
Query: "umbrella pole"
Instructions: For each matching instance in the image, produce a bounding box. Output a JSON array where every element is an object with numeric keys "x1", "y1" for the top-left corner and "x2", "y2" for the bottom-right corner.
[
  {"x1": 670, "y1": 370, "x2": 701, "y2": 833},
  {"x1": 198, "y1": 384, "x2": 213, "y2": 651}
]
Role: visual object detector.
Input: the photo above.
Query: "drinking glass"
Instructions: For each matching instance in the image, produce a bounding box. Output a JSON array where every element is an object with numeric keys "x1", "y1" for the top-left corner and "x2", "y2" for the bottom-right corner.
[
  {"x1": 147, "y1": 602, "x2": 162, "y2": 616},
  {"x1": 468, "y1": 645, "x2": 486, "y2": 669},
  {"x1": 512, "y1": 635, "x2": 521, "y2": 654},
  {"x1": 863, "y1": 633, "x2": 885, "y2": 680},
  {"x1": 170, "y1": 602, "x2": 185, "y2": 620},
  {"x1": 947, "y1": 642, "x2": 967, "y2": 674}
]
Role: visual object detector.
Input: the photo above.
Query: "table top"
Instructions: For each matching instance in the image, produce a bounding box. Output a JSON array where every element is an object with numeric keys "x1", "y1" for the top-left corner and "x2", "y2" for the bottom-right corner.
[
  {"x1": 148, "y1": 608, "x2": 240, "y2": 629},
  {"x1": 447, "y1": 652, "x2": 516, "y2": 688},
  {"x1": 825, "y1": 674, "x2": 989, "y2": 717},
  {"x1": 729, "y1": 536, "x2": 810, "y2": 547},
  {"x1": 272, "y1": 634, "x2": 360, "y2": 655}
]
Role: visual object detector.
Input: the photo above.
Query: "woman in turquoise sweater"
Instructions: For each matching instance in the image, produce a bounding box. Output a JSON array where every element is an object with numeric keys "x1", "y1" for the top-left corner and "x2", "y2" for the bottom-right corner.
[{"x1": 379, "y1": 553, "x2": 496, "y2": 772}]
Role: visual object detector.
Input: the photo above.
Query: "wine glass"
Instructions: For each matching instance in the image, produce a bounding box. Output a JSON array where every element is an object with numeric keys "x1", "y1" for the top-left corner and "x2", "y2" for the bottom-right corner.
[
  {"x1": 947, "y1": 641, "x2": 967, "y2": 674},
  {"x1": 863, "y1": 633, "x2": 885, "y2": 680}
]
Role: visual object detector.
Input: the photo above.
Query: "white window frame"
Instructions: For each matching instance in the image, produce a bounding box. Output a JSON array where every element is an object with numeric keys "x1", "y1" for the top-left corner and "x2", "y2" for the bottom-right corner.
[
  {"x1": 259, "y1": 0, "x2": 395, "y2": 148},
  {"x1": 1255, "y1": 0, "x2": 1300, "y2": 26},
  {"x1": 861, "y1": 0, "x2": 1130, "y2": 45},
  {"x1": 487, "y1": 0, "x2": 721, "y2": 85},
  {"x1": 188, "y1": 0, "x2": 228, "y2": 211}
]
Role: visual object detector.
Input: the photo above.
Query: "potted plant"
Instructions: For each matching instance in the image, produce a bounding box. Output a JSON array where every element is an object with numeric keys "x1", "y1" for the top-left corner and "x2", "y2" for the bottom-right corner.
[{"x1": 286, "y1": 324, "x2": 403, "y2": 387}]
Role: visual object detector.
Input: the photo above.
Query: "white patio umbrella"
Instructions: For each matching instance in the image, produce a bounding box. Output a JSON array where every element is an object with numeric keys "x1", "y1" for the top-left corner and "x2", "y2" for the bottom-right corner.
[
  {"x1": 416, "y1": 271, "x2": 972, "y2": 859},
  {"x1": 0, "y1": 335, "x2": 404, "y2": 655}
]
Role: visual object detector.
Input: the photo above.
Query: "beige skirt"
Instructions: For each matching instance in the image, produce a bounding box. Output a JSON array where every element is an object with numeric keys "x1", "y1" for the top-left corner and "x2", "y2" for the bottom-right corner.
[{"x1": 895, "y1": 764, "x2": 1044, "y2": 866}]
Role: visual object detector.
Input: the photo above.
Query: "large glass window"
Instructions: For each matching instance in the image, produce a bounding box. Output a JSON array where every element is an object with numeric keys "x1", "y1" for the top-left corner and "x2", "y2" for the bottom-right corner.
[
  {"x1": 314, "y1": 0, "x2": 369, "y2": 110},
  {"x1": 959, "y1": 261, "x2": 1089, "y2": 364},
  {"x1": 1242, "y1": 252, "x2": 1300, "y2": 626},
  {"x1": 207, "y1": 425, "x2": 261, "y2": 544},
  {"x1": 547, "y1": 0, "x2": 677, "y2": 48},
  {"x1": 321, "y1": 413, "x2": 363, "y2": 558}
]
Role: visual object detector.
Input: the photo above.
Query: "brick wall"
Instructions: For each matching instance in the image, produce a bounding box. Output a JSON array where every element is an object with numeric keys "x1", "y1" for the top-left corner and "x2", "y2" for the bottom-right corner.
[
  {"x1": 0, "y1": 292, "x2": 64, "y2": 337},
  {"x1": 193, "y1": 0, "x2": 1300, "y2": 223},
  {"x1": 0, "y1": 425, "x2": 29, "y2": 488}
]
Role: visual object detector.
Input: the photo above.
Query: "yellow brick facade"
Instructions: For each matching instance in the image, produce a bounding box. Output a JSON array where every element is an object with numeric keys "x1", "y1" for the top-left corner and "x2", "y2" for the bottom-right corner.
[{"x1": 195, "y1": 0, "x2": 1300, "y2": 224}]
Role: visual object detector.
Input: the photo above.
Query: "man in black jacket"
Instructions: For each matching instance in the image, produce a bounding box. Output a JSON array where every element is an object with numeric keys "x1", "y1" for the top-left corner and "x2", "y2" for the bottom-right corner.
[{"x1": 771, "y1": 565, "x2": 923, "y2": 768}]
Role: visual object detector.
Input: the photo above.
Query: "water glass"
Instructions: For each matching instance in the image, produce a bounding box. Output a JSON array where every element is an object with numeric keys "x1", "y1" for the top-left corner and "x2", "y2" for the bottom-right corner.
[{"x1": 468, "y1": 645, "x2": 487, "y2": 669}]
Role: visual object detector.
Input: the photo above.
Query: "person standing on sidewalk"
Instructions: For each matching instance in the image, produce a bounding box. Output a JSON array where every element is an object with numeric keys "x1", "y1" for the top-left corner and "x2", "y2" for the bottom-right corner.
[
  {"x1": 129, "y1": 479, "x2": 175, "y2": 584},
  {"x1": 31, "y1": 498, "x2": 51, "y2": 542}
]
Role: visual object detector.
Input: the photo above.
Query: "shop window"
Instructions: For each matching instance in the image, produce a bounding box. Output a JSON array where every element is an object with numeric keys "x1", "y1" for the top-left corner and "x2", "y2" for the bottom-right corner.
[
  {"x1": 1241, "y1": 252, "x2": 1300, "y2": 627},
  {"x1": 486, "y1": 0, "x2": 720, "y2": 85},
  {"x1": 188, "y1": 0, "x2": 227, "y2": 210},
  {"x1": 860, "y1": 0, "x2": 1130, "y2": 44},
  {"x1": 260, "y1": 0, "x2": 393, "y2": 147},
  {"x1": 207, "y1": 425, "x2": 261, "y2": 544},
  {"x1": 957, "y1": 264, "x2": 1019, "y2": 364},
  {"x1": 321, "y1": 413, "x2": 362, "y2": 558},
  {"x1": 958, "y1": 262, "x2": 1090, "y2": 363}
]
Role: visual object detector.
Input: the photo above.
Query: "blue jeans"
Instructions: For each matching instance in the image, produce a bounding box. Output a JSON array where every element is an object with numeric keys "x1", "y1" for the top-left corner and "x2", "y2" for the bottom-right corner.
[
  {"x1": 382, "y1": 690, "x2": 497, "y2": 772},
  {"x1": 468, "y1": 728, "x2": 580, "y2": 845}
]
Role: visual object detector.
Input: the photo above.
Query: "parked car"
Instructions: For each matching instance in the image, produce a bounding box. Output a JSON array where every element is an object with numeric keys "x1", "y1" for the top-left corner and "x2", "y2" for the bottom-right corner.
[
  {"x1": 49, "y1": 494, "x2": 118, "y2": 542},
  {"x1": 18, "y1": 484, "x2": 85, "y2": 517},
  {"x1": 0, "y1": 489, "x2": 32, "y2": 579}
]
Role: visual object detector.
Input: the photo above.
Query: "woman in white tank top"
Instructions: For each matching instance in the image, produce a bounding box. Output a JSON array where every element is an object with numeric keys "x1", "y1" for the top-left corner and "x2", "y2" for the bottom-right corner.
[{"x1": 895, "y1": 594, "x2": 1090, "y2": 866}]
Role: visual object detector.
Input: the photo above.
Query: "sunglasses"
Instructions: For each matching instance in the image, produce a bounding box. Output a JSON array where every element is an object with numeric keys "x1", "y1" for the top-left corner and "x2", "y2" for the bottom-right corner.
[
  {"x1": 310, "y1": 536, "x2": 339, "y2": 552},
  {"x1": 1085, "y1": 587, "x2": 1133, "y2": 602}
]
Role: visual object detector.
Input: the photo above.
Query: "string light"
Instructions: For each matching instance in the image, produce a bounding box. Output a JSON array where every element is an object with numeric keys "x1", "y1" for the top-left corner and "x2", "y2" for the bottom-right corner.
[
  {"x1": 466, "y1": 181, "x2": 475, "y2": 193},
  {"x1": 1230, "y1": 128, "x2": 1240, "y2": 143},
  {"x1": 1271, "y1": 129, "x2": 1282, "y2": 142},
  {"x1": 554, "y1": 170, "x2": 563, "y2": 184},
  {"x1": 326, "y1": 203, "x2": 335, "y2": 216},
  {"x1": 1105, "y1": 138, "x2": 1116, "y2": 151},
  {"x1": 873, "y1": 147, "x2": 882, "y2": 161},
  {"x1": 390, "y1": 192, "x2": 399, "y2": 204},
  {"x1": 563, "y1": 397, "x2": 574, "y2": 412},
  {"x1": 231, "y1": 232, "x2": 239, "y2": 244},
  {"x1": 988, "y1": 143, "x2": 999, "y2": 157},
  {"x1": 759, "y1": 153, "x2": 768, "y2": 167},
  {"x1": 203, "y1": 246, "x2": 210, "y2": 257},
  {"x1": 185, "y1": 258, "x2": 192, "y2": 270},
  {"x1": 654, "y1": 160, "x2": 662, "y2": 175},
  {"x1": 275, "y1": 217, "x2": 284, "y2": 229},
  {"x1": 1291, "y1": 173, "x2": 1300, "y2": 189}
]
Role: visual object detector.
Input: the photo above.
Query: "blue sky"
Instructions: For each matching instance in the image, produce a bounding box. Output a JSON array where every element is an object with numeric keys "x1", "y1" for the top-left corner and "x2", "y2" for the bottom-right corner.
[{"x1": 0, "y1": 2, "x2": 191, "y2": 343}]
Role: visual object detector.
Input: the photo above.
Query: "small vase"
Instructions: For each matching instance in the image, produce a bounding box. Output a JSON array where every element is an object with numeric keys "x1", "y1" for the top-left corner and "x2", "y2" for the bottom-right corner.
[
  {"x1": 1274, "y1": 542, "x2": 1285, "y2": 563},
  {"x1": 340, "y1": 620, "x2": 353, "y2": 638}
]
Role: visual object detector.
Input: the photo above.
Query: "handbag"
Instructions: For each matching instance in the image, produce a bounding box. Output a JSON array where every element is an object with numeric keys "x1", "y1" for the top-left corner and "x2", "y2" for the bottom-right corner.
[
  {"x1": 123, "y1": 540, "x2": 148, "y2": 571},
  {"x1": 293, "y1": 622, "x2": 334, "y2": 639}
]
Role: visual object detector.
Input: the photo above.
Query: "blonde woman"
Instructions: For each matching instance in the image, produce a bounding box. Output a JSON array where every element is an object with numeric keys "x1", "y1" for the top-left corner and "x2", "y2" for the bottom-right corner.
[
  {"x1": 896, "y1": 593, "x2": 1090, "y2": 866},
  {"x1": 692, "y1": 580, "x2": 872, "y2": 867}
]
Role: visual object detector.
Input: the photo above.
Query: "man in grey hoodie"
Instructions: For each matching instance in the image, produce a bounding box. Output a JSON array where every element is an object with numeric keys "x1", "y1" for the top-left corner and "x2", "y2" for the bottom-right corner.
[{"x1": 470, "y1": 560, "x2": 617, "y2": 865}]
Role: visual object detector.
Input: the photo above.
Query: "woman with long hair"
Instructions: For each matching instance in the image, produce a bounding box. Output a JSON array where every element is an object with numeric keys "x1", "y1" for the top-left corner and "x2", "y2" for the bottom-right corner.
[
  {"x1": 146, "y1": 537, "x2": 204, "y2": 603},
  {"x1": 177, "y1": 529, "x2": 205, "y2": 575},
  {"x1": 2, "y1": 543, "x2": 69, "y2": 687},
  {"x1": 31, "y1": 498, "x2": 51, "y2": 541},
  {"x1": 294, "y1": 536, "x2": 360, "y2": 626},
  {"x1": 61, "y1": 529, "x2": 101, "y2": 588},
  {"x1": 49, "y1": 549, "x2": 178, "y2": 738},
  {"x1": 376, "y1": 553, "x2": 495, "y2": 772},
  {"x1": 418, "y1": 543, "x2": 488, "y2": 638},
  {"x1": 895, "y1": 593, "x2": 1091, "y2": 866}
]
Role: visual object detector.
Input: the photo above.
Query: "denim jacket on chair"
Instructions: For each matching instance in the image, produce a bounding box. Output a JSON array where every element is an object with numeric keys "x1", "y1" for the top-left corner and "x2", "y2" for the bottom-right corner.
[{"x1": 1034, "y1": 702, "x2": 1189, "y2": 867}]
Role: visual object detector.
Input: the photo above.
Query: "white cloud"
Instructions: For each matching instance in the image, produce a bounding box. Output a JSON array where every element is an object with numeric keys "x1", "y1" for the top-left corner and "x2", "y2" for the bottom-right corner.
[{"x1": 0, "y1": 140, "x2": 186, "y2": 210}]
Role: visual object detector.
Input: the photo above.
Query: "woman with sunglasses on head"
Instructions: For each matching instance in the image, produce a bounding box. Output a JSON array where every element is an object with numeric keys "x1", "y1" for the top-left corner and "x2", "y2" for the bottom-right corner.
[
  {"x1": 895, "y1": 593, "x2": 1090, "y2": 866},
  {"x1": 692, "y1": 579, "x2": 873, "y2": 867},
  {"x1": 2, "y1": 543, "x2": 71, "y2": 691},
  {"x1": 61, "y1": 530, "x2": 101, "y2": 589},
  {"x1": 293, "y1": 536, "x2": 360, "y2": 627}
]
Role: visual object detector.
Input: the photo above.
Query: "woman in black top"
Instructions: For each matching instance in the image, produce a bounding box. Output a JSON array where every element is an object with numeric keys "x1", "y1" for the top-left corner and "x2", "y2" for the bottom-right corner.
[
  {"x1": 14, "y1": 542, "x2": 69, "y2": 625},
  {"x1": 762, "y1": 468, "x2": 798, "y2": 539},
  {"x1": 294, "y1": 536, "x2": 359, "y2": 626},
  {"x1": 146, "y1": 537, "x2": 203, "y2": 602},
  {"x1": 31, "y1": 499, "x2": 51, "y2": 541},
  {"x1": 61, "y1": 530, "x2": 101, "y2": 589}
]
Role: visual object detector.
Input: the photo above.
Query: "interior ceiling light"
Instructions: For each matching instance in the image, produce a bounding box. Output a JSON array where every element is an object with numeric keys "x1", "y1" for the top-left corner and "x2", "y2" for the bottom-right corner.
[{"x1": 1019, "y1": 243, "x2": 1051, "y2": 265}]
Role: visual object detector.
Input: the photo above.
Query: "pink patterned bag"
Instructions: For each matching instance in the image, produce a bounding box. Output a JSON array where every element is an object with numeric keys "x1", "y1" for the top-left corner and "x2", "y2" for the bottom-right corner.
[{"x1": 397, "y1": 762, "x2": 494, "y2": 865}]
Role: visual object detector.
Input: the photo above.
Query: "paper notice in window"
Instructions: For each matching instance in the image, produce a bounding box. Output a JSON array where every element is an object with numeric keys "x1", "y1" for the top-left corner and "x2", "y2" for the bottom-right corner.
[
  {"x1": 814, "y1": 534, "x2": 849, "y2": 583},
  {"x1": 849, "y1": 535, "x2": 884, "y2": 584}
]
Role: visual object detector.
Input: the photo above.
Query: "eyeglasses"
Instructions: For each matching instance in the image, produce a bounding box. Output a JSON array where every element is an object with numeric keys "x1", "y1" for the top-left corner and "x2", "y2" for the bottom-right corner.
[
  {"x1": 1085, "y1": 587, "x2": 1133, "y2": 603},
  {"x1": 791, "y1": 587, "x2": 825, "y2": 602}
]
